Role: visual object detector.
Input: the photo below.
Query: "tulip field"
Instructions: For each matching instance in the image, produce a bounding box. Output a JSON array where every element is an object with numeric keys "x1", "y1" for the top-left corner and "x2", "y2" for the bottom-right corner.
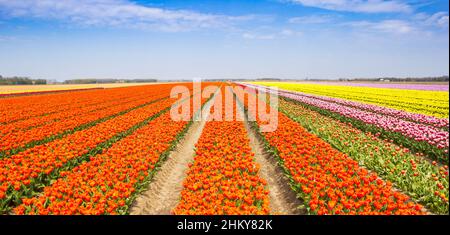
[
  {"x1": 243, "y1": 82, "x2": 449, "y2": 214},
  {"x1": 0, "y1": 81, "x2": 448, "y2": 215}
]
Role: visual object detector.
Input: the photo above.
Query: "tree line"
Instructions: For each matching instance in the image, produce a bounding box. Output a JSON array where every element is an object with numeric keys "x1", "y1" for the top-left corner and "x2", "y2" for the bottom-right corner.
[
  {"x1": 0, "y1": 76, "x2": 47, "y2": 85},
  {"x1": 63, "y1": 79, "x2": 157, "y2": 84}
]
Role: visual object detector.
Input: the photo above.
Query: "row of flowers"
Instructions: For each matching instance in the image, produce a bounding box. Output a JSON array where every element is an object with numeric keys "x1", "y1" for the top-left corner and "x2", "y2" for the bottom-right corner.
[
  {"x1": 0, "y1": 90, "x2": 173, "y2": 156},
  {"x1": 279, "y1": 98, "x2": 448, "y2": 214},
  {"x1": 0, "y1": 88, "x2": 102, "y2": 123},
  {"x1": 13, "y1": 94, "x2": 210, "y2": 215},
  {"x1": 253, "y1": 82, "x2": 449, "y2": 118},
  {"x1": 0, "y1": 88, "x2": 105, "y2": 98},
  {"x1": 244, "y1": 84, "x2": 448, "y2": 164},
  {"x1": 0, "y1": 84, "x2": 175, "y2": 124},
  {"x1": 234, "y1": 86, "x2": 427, "y2": 215},
  {"x1": 249, "y1": 84, "x2": 448, "y2": 129},
  {"x1": 0, "y1": 85, "x2": 174, "y2": 136},
  {"x1": 0, "y1": 87, "x2": 190, "y2": 214},
  {"x1": 291, "y1": 81, "x2": 449, "y2": 91},
  {"x1": 174, "y1": 89, "x2": 270, "y2": 215}
]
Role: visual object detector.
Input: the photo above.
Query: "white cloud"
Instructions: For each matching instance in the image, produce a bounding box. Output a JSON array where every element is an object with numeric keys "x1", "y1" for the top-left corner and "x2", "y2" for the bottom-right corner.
[
  {"x1": 438, "y1": 16, "x2": 449, "y2": 27},
  {"x1": 0, "y1": 35, "x2": 16, "y2": 42},
  {"x1": 345, "y1": 19, "x2": 415, "y2": 34},
  {"x1": 242, "y1": 29, "x2": 302, "y2": 40},
  {"x1": 340, "y1": 10, "x2": 449, "y2": 36},
  {"x1": 280, "y1": 29, "x2": 303, "y2": 36},
  {"x1": 290, "y1": 0, "x2": 412, "y2": 13},
  {"x1": 420, "y1": 12, "x2": 449, "y2": 28},
  {"x1": 242, "y1": 33, "x2": 276, "y2": 40},
  {"x1": 0, "y1": 0, "x2": 252, "y2": 32},
  {"x1": 288, "y1": 15, "x2": 337, "y2": 24}
]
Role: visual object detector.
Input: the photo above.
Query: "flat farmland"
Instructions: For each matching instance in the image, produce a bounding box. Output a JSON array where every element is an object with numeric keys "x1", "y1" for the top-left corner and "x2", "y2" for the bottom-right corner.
[
  {"x1": 0, "y1": 83, "x2": 173, "y2": 95},
  {"x1": 0, "y1": 81, "x2": 448, "y2": 215}
]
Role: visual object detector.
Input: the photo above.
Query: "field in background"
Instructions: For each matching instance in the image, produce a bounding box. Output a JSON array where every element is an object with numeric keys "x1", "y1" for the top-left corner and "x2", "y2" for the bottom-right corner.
[
  {"x1": 253, "y1": 81, "x2": 449, "y2": 118},
  {"x1": 0, "y1": 83, "x2": 172, "y2": 95},
  {"x1": 0, "y1": 81, "x2": 448, "y2": 215},
  {"x1": 254, "y1": 81, "x2": 449, "y2": 91}
]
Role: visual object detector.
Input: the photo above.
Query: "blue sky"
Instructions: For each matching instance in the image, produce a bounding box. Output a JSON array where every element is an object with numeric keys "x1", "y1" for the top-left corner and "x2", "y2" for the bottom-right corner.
[{"x1": 0, "y1": 0, "x2": 448, "y2": 81}]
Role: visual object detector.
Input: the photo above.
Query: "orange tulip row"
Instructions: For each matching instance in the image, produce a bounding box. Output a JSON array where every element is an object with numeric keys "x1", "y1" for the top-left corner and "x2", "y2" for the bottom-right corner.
[
  {"x1": 13, "y1": 94, "x2": 211, "y2": 215},
  {"x1": 0, "y1": 85, "x2": 174, "y2": 137},
  {"x1": 0, "y1": 85, "x2": 175, "y2": 124},
  {"x1": 174, "y1": 88, "x2": 270, "y2": 215},
  {"x1": 0, "y1": 87, "x2": 177, "y2": 155},
  {"x1": 0, "y1": 85, "x2": 183, "y2": 155},
  {"x1": 234, "y1": 86, "x2": 426, "y2": 215},
  {"x1": 0, "y1": 85, "x2": 194, "y2": 213},
  {"x1": 1, "y1": 89, "x2": 102, "y2": 123}
]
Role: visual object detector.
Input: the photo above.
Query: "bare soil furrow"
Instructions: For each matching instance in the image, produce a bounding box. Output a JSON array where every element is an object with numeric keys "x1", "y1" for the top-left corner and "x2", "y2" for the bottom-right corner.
[
  {"x1": 238, "y1": 103, "x2": 305, "y2": 215},
  {"x1": 129, "y1": 93, "x2": 216, "y2": 215}
]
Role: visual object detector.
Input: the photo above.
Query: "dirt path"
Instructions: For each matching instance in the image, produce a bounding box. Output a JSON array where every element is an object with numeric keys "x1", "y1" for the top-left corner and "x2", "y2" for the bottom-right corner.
[
  {"x1": 129, "y1": 93, "x2": 216, "y2": 215},
  {"x1": 237, "y1": 101, "x2": 305, "y2": 215},
  {"x1": 130, "y1": 90, "x2": 303, "y2": 215}
]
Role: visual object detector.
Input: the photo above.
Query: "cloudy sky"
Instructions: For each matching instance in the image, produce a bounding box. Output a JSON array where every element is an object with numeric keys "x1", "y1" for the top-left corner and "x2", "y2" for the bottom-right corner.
[{"x1": 0, "y1": 0, "x2": 448, "y2": 81}]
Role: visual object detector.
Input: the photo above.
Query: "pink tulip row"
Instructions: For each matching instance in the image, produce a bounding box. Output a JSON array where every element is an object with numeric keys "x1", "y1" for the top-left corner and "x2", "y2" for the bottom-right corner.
[
  {"x1": 242, "y1": 83, "x2": 449, "y2": 151},
  {"x1": 283, "y1": 88, "x2": 448, "y2": 129},
  {"x1": 246, "y1": 84, "x2": 448, "y2": 129}
]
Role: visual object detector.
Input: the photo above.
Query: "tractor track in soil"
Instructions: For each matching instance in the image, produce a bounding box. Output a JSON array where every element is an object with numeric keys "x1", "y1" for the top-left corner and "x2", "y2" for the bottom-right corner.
[
  {"x1": 237, "y1": 101, "x2": 305, "y2": 215},
  {"x1": 129, "y1": 92, "x2": 217, "y2": 215}
]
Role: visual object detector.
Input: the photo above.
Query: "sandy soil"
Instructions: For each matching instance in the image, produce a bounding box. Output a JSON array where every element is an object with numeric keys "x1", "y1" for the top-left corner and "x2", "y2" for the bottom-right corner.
[
  {"x1": 130, "y1": 90, "x2": 304, "y2": 215},
  {"x1": 129, "y1": 92, "x2": 216, "y2": 215},
  {"x1": 237, "y1": 103, "x2": 305, "y2": 215},
  {"x1": 0, "y1": 82, "x2": 175, "y2": 94}
]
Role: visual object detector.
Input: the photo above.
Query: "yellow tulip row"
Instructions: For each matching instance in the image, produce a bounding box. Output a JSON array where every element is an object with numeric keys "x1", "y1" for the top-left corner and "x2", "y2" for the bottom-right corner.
[{"x1": 253, "y1": 82, "x2": 449, "y2": 118}]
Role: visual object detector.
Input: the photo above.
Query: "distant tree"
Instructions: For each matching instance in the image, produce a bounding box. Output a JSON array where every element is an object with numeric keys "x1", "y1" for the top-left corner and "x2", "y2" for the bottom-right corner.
[
  {"x1": 0, "y1": 76, "x2": 47, "y2": 85},
  {"x1": 35, "y1": 79, "x2": 47, "y2": 85},
  {"x1": 64, "y1": 78, "x2": 158, "y2": 84}
]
